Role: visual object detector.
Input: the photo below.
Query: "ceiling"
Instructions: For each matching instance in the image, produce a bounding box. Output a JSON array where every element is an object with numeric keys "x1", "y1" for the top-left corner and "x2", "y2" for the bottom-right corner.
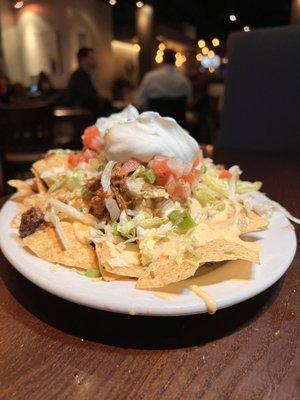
[{"x1": 111, "y1": 0, "x2": 291, "y2": 42}]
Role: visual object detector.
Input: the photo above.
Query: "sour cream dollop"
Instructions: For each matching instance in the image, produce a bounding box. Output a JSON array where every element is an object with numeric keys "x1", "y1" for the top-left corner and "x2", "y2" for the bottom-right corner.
[
  {"x1": 96, "y1": 105, "x2": 139, "y2": 135},
  {"x1": 104, "y1": 111, "x2": 199, "y2": 163}
]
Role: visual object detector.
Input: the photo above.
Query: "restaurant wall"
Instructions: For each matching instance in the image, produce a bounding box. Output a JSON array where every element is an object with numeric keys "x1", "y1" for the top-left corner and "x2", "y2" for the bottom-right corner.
[{"x1": 0, "y1": 0, "x2": 114, "y2": 96}]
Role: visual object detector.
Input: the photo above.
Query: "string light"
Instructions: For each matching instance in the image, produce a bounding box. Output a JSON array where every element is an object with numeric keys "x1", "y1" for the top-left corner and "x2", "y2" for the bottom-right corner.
[
  {"x1": 14, "y1": 1, "x2": 24, "y2": 8},
  {"x1": 243, "y1": 26, "x2": 250, "y2": 32},
  {"x1": 212, "y1": 38, "x2": 220, "y2": 47},
  {"x1": 155, "y1": 43, "x2": 165, "y2": 63},
  {"x1": 222, "y1": 57, "x2": 228, "y2": 64},
  {"x1": 196, "y1": 53, "x2": 202, "y2": 61},
  {"x1": 208, "y1": 50, "x2": 215, "y2": 59},
  {"x1": 229, "y1": 14, "x2": 237, "y2": 21},
  {"x1": 175, "y1": 52, "x2": 186, "y2": 67},
  {"x1": 109, "y1": 0, "x2": 117, "y2": 5},
  {"x1": 136, "y1": 1, "x2": 144, "y2": 7},
  {"x1": 133, "y1": 43, "x2": 141, "y2": 52},
  {"x1": 198, "y1": 39, "x2": 206, "y2": 48},
  {"x1": 209, "y1": 67, "x2": 215, "y2": 73},
  {"x1": 201, "y1": 46, "x2": 209, "y2": 55}
]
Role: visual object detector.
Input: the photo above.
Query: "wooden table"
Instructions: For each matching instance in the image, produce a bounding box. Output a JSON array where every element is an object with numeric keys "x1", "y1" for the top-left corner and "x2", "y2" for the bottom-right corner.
[{"x1": 0, "y1": 150, "x2": 299, "y2": 400}]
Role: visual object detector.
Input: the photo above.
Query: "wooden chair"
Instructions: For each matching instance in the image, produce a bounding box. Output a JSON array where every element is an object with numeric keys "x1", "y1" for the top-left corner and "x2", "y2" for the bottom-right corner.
[
  {"x1": 53, "y1": 106, "x2": 93, "y2": 149},
  {"x1": 0, "y1": 101, "x2": 55, "y2": 190}
]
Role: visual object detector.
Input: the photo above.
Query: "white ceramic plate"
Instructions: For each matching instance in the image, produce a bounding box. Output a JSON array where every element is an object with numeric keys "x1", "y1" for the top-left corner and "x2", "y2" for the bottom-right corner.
[{"x1": 0, "y1": 199, "x2": 297, "y2": 316}]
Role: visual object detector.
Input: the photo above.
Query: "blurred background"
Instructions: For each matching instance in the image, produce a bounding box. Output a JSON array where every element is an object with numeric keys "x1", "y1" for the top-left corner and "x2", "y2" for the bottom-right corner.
[{"x1": 0, "y1": 0, "x2": 299, "y2": 190}]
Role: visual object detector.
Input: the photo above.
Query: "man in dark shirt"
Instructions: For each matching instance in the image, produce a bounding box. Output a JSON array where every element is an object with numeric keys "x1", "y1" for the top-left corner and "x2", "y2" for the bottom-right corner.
[{"x1": 68, "y1": 47, "x2": 108, "y2": 118}]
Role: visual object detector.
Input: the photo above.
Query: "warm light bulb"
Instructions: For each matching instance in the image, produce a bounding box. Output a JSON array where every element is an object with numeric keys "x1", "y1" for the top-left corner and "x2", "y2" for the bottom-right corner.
[
  {"x1": 198, "y1": 39, "x2": 206, "y2": 48},
  {"x1": 133, "y1": 43, "x2": 141, "y2": 52},
  {"x1": 222, "y1": 57, "x2": 228, "y2": 64},
  {"x1": 212, "y1": 38, "x2": 220, "y2": 47},
  {"x1": 196, "y1": 53, "x2": 202, "y2": 61},
  {"x1": 201, "y1": 46, "x2": 209, "y2": 55},
  {"x1": 209, "y1": 67, "x2": 215, "y2": 73},
  {"x1": 136, "y1": 1, "x2": 144, "y2": 7},
  {"x1": 208, "y1": 50, "x2": 215, "y2": 59},
  {"x1": 14, "y1": 1, "x2": 24, "y2": 8},
  {"x1": 158, "y1": 43, "x2": 166, "y2": 51},
  {"x1": 155, "y1": 55, "x2": 163, "y2": 64},
  {"x1": 229, "y1": 14, "x2": 237, "y2": 21},
  {"x1": 243, "y1": 26, "x2": 250, "y2": 32}
]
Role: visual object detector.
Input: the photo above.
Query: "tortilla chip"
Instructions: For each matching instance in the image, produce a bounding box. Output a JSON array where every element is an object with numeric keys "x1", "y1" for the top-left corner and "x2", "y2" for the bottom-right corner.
[
  {"x1": 31, "y1": 168, "x2": 47, "y2": 194},
  {"x1": 238, "y1": 209, "x2": 268, "y2": 234},
  {"x1": 136, "y1": 225, "x2": 259, "y2": 288},
  {"x1": 100, "y1": 267, "x2": 122, "y2": 281},
  {"x1": 10, "y1": 211, "x2": 23, "y2": 228},
  {"x1": 136, "y1": 257, "x2": 202, "y2": 289},
  {"x1": 8, "y1": 179, "x2": 35, "y2": 202},
  {"x1": 23, "y1": 193, "x2": 49, "y2": 211},
  {"x1": 8, "y1": 179, "x2": 33, "y2": 193},
  {"x1": 23, "y1": 221, "x2": 97, "y2": 270},
  {"x1": 72, "y1": 221, "x2": 91, "y2": 245},
  {"x1": 32, "y1": 152, "x2": 69, "y2": 176},
  {"x1": 96, "y1": 241, "x2": 146, "y2": 278}
]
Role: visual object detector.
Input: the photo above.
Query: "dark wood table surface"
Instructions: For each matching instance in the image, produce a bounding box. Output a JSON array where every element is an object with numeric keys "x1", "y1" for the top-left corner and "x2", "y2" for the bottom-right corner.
[{"x1": 0, "y1": 150, "x2": 299, "y2": 400}]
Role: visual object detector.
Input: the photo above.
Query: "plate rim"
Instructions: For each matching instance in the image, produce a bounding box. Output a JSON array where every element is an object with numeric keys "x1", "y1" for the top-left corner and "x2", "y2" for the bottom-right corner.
[{"x1": 0, "y1": 198, "x2": 297, "y2": 316}]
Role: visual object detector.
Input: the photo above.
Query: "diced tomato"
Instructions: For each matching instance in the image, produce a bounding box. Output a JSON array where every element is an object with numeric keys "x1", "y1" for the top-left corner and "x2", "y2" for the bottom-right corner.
[
  {"x1": 193, "y1": 156, "x2": 201, "y2": 169},
  {"x1": 82, "y1": 125, "x2": 103, "y2": 152},
  {"x1": 183, "y1": 169, "x2": 199, "y2": 186},
  {"x1": 68, "y1": 149, "x2": 96, "y2": 167},
  {"x1": 82, "y1": 148, "x2": 97, "y2": 161},
  {"x1": 149, "y1": 157, "x2": 172, "y2": 186},
  {"x1": 68, "y1": 152, "x2": 83, "y2": 166},
  {"x1": 166, "y1": 178, "x2": 191, "y2": 200},
  {"x1": 149, "y1": 157, "x2": 170, "y2": 174},
  {"x1": 120, "y1": 158, "x2": 141, "y2": 176},
  {"x1": 218, "y1": 169, "x2": 232, "y2": 179}
]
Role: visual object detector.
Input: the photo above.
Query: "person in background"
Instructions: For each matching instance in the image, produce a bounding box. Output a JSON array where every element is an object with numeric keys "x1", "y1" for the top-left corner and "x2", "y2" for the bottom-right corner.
[
  {"x1": 68, "y1": 47, "x2": 109, "y2": 118},
  {"x1": 185, "y1": 51, "x2": 209, "y2": 110},
  {"x1": 136, "y1": 49, "x2": 192, "y2": 111},
  {"x1": 37, "y1": 71, "x2": 55, "y2": 95}
]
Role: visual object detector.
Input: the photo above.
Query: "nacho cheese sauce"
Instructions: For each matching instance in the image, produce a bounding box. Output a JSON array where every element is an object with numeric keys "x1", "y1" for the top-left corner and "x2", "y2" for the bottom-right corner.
[
  {"x1": 104, "y1": 111, "x2": 199, "y2": 163},
  {"x1": 189, "y1": 285, "x2": 217, "y2": 314}
]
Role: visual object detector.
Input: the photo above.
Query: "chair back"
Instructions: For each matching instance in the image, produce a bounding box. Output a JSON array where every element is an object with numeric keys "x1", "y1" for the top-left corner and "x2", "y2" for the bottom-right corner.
[
  {"x1": 0, "y1": 101, "x2": 54, "y2": 152},
  {"x1": 148, "y1": 96, "x2": 187, "y2": 127},
  {"x1": 219, "y1": 26, "x2": 300, "y2": 152}
]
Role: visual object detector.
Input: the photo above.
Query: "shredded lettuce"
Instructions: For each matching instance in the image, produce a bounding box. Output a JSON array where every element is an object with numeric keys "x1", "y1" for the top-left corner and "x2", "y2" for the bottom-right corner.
[
  {"x1": 117, "y1": 211, "x2": 136, "y2": 238},
  {"x1": 45, "y1": 207, "x2": 69, "y2": 249},
  {"x1": 144, "y1": 168, "x2": 156, "y2": 184},
  {"x1": 236, "y1": 180, "x2": 262, "y2": 194},
  {"x1": 194, "y1": 188, "x2": 215, "y2": 206},
  {"x1": 49, "y1": 198, "x2": 97, "y2": 225},
  {"x1": 126, "y1": 177, "x2": 168, "y2": 199},
  {"x1": 202, "y1": 174, "x2": 231, "y2": 198},
  {"x1": 139, "y1": 237, "x2": 159, "y2": 266},
  {"x1": 139, "y1": 216, "x2": 169, "y2": 228},
  {"x1": 167, "y1": 210, "x2": 196, "y2": 232}
]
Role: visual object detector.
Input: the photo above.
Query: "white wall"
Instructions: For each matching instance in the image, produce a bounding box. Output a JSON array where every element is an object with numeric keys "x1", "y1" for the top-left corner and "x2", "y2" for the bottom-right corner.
[
  {"x1": 0, "y1": 0, "x2": 114, "y2": 95},
  {"x1": 111, "y1": 40, "x2": 139, "y2": 85}
]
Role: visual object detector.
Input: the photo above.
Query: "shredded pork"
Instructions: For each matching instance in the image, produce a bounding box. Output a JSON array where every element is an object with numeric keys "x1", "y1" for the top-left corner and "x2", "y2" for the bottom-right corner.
[{"x1": 19, "y1": 207, "x2": 45, "y2": 238}]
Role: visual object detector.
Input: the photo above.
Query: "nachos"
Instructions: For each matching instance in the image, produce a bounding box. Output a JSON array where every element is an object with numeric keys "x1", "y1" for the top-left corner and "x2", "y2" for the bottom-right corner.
[{"x1": 8, "y1": 106, "x2": 299, "y2": 291}]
